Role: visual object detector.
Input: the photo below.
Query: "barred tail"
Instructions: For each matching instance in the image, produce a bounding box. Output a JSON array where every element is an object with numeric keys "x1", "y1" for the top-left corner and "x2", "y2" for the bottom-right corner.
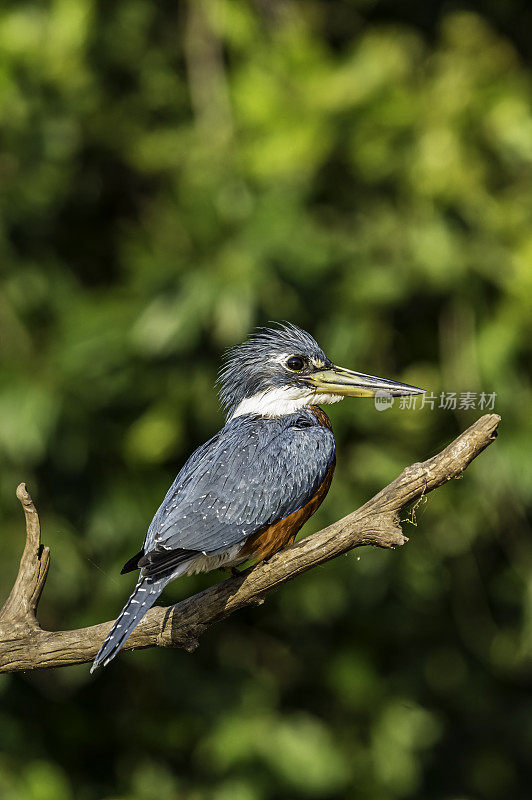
[{"x1": 90, "y1": 576, "x2": 168, "y2": 672}]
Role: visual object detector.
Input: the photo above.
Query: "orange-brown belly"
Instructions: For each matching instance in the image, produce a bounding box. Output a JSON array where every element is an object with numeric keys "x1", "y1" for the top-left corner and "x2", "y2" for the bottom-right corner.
[{"x1": 238, "y1": 458, "x2": 336, "y2": 563}]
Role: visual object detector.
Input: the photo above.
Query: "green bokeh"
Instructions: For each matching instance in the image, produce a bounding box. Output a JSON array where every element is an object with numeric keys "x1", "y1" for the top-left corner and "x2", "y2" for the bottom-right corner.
[{"x1": 1, "y1": 1, "x2": 531, "y2": 798}]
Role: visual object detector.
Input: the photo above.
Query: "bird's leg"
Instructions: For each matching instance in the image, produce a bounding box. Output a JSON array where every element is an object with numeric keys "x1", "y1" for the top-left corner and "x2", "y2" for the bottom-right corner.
[{"x1": 220, "y1": 563, "x2": 255, "y2": 578}]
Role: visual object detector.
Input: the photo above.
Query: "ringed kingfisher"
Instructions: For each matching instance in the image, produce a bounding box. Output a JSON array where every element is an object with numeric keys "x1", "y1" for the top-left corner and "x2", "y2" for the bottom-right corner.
[{"x1": 91, "y1": 323, "x2": 423, "y2": 671}]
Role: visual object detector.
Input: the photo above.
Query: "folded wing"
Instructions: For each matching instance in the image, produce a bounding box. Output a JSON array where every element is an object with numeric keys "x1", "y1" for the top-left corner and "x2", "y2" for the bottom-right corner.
[{"x1": 139, "y1": 412, "x2": 335, "y2": 575}]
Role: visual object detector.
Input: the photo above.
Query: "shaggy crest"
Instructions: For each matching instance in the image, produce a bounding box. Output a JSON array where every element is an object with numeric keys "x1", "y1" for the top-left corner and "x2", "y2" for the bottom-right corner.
[{"x1": 217, "y1": 323, "x2": 331, "y2": 417}]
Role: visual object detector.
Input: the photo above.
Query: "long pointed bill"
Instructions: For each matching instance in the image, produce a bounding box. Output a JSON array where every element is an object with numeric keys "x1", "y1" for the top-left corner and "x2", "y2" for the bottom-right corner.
[{"x1": 304, "y1": 365, "x2": 424, "y2": 398}]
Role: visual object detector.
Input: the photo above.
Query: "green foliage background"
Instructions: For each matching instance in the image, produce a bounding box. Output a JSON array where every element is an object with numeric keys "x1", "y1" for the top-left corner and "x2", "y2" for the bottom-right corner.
[{"x1": 1, "y1": 1, "x2": 532, "y2": 798}]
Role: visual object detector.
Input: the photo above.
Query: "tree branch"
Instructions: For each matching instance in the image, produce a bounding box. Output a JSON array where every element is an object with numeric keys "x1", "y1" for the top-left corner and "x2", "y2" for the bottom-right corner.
[{"x1": 0, "y1": 414, "x2": 501, "y2": 673}]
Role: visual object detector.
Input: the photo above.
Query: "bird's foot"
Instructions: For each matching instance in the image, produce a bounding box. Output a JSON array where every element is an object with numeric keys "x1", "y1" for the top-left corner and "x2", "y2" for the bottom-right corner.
[{"x1": 221, "y1": 564, "x2": 254, "y2": 578}]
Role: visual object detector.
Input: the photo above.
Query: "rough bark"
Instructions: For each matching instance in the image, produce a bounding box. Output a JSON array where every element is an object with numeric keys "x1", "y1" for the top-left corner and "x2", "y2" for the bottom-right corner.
[{"x1": 0, "y1": 414, "x2": 501, "y2": 672}]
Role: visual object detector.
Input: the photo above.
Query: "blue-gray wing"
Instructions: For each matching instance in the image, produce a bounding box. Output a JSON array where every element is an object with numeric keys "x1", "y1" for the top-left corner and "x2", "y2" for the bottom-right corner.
[{"x1": 142, "y1": 412, "x2": 335, "y2": 561}]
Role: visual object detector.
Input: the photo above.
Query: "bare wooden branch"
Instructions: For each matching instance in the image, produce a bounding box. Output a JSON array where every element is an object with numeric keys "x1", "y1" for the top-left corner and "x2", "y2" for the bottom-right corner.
[
  {"x1": 0, "y1": 414, "x2": 501, "y2": 673},
  {"x1": 0, "y1": 484, "x2": 50, "y2": 632}
]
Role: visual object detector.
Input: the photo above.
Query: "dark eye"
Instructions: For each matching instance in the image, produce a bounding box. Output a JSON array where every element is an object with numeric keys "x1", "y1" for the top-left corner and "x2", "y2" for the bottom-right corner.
[{"x1": 286, "y1": 356, "x2": 305, "y2": 371}]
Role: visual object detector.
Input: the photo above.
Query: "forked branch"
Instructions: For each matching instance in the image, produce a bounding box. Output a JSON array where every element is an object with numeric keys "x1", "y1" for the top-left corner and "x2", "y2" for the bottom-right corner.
[{"x1": 0, "y1": 414, "x2": 501, "y2": 672}]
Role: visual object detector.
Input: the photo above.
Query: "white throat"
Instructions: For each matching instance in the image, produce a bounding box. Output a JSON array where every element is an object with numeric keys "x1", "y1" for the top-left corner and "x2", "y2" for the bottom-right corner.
[{"x1": 229, "y1": 385, "x2": 343, "y2": 420}]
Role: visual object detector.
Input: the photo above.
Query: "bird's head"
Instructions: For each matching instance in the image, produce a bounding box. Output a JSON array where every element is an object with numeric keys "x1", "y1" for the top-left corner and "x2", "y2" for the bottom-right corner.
[{"x1": 218, "y1": 323, "x2": 424, "y2": 420}]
